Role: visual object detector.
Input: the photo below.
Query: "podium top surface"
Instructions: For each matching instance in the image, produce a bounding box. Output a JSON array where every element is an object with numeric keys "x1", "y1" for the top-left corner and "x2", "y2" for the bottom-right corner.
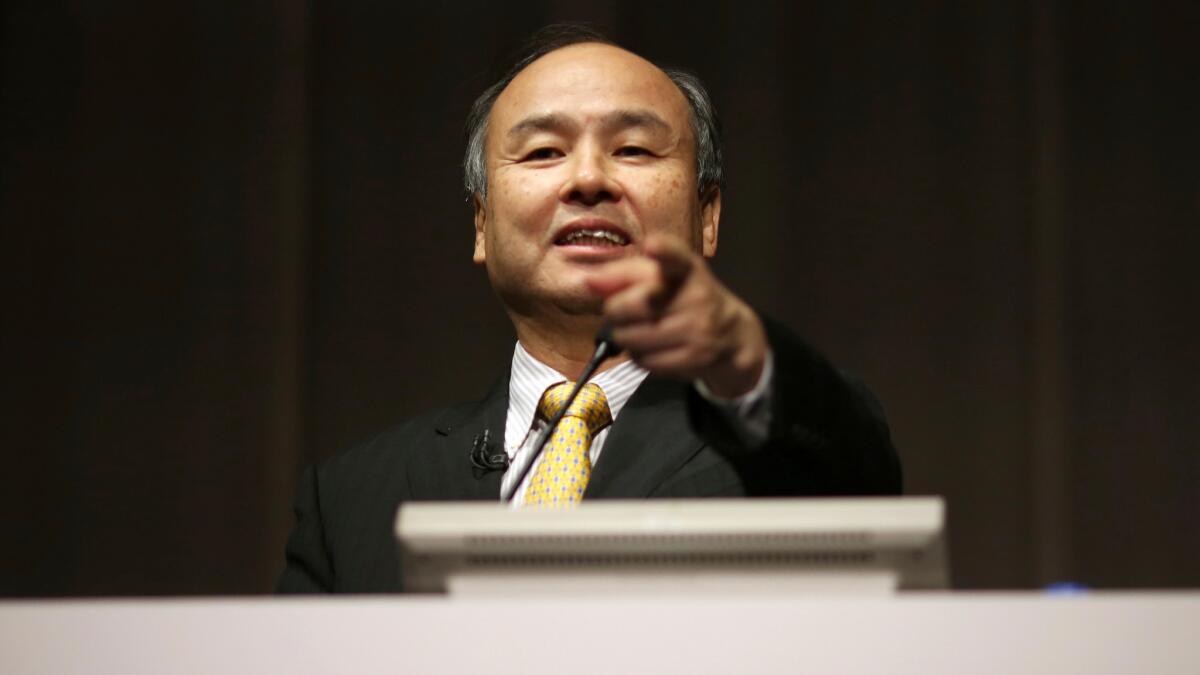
[{"x1": 2, "y1": 592, "x2": 1198, "y2": 675}]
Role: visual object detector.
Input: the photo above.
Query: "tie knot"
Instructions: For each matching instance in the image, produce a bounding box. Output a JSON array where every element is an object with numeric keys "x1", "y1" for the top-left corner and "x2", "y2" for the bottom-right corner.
[{"x1": 538, "y1": 382, "x2": 612, "y2": 435}]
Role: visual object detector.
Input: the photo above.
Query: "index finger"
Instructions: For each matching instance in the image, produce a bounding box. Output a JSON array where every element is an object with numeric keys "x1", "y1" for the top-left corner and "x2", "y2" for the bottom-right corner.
[{"x1": 643, "y1": 234, "x2": 696, "y2": 288}]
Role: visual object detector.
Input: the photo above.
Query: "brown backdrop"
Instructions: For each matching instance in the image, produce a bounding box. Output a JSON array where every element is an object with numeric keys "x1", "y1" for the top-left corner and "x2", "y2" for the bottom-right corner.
[{"x1": 2, "y1": 1, "x2": 1197, "y2": 595}]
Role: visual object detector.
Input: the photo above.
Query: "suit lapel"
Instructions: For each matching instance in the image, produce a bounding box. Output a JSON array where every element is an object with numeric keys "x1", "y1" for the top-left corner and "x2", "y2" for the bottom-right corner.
[
  {"x1": 408, "y1": 372, "x2": 509, "y2": 501},
  {"x1": 585, "y1": 377, "x2": 705, "y2": 499}
]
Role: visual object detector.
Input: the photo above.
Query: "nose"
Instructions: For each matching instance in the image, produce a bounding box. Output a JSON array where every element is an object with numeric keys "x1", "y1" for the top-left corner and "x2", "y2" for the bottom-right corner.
[{"x1": 559, "y1": 147, "x2": 623, "y2": 206}]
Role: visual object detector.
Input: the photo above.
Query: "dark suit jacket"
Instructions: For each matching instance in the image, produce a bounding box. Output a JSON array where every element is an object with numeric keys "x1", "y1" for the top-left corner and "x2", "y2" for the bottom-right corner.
[{"x1": 276, "y1": 318, "x2": 901, "y2": 593}]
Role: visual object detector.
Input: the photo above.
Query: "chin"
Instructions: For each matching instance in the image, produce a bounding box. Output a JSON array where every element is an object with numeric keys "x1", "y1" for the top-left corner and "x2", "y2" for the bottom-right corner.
[
  {"x1": 538, "y1": 279, "x2": 604, "y2": 316},
  {"x1": 554, "y1": 293, "x2": 605, "y2": 317},
  {"x1": 493, "y1": 278, "x2": 603, "y2": 319}
]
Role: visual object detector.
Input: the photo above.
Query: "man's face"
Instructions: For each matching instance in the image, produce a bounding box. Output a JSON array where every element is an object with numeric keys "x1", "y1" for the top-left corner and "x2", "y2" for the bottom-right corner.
[{"x1": 473, "y1": 43, "x2": 720, "y2": 319}]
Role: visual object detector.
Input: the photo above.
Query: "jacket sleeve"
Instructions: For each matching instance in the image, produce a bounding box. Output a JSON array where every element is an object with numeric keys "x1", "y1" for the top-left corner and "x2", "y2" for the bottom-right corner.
[
  {"x1": 687, "y1": 314, "x2": 902, "y2": 496},
  {"x1": 275, "y1": 465, "x2": 335, "y2": 593}
]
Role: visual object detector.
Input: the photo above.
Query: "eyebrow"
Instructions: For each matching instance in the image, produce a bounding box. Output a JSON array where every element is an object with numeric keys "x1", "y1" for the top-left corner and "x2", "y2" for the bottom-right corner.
[{"x1": 505, "y1": 109, "x2": 673, "y2": 140}]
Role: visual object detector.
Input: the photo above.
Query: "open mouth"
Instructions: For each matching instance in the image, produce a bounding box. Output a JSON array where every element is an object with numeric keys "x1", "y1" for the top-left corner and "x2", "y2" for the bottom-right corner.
[{"x1": 555, "y1": 228, "x2": 630, "y2": 247}]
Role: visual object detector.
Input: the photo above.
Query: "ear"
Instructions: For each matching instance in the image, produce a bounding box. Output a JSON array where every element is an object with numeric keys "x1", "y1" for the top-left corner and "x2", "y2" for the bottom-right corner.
[
  {"x1": 472, "y1": 194, "x2": 487, "y2": 264},
  {"x1": 699, "y1": 185, "x2": 721, "y2": 258}
]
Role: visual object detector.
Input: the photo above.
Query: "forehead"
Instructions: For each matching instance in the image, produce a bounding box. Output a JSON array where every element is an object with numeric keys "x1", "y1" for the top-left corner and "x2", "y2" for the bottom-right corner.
[{"x1": 490, "y1": 43, "x2": 692, "y2": 139}]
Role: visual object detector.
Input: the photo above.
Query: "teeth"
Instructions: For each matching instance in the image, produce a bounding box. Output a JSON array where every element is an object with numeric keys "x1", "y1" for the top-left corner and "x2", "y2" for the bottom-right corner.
[{"x1": 562, "y1": 229, "x2": 628, "y2": 245}]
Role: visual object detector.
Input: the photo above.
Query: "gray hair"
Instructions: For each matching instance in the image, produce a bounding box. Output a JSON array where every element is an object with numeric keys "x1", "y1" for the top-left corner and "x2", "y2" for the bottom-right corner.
[{"x1": 463, "y1": 25, "x2": 724, "y2": 200}]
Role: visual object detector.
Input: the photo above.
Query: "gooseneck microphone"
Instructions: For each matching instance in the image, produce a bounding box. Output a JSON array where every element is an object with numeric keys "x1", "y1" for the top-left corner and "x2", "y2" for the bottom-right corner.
[{"x1": 501, "y1": 325, "x2": 623, "y2": 502}]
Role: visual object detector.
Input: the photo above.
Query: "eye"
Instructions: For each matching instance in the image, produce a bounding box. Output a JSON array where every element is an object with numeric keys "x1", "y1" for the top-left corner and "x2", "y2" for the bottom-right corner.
[
  {"x1": 615, "y1": 146, "x2": 651, "y2": 157},
  {"x1": 523, "y1": 147, "x2": 563, "y2": 161}
]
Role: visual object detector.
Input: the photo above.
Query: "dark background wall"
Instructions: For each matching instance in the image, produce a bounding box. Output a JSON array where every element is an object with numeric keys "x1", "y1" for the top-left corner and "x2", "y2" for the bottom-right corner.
[{"x1": 2, "y1": 1, "x2": 1196, "y2": 595}]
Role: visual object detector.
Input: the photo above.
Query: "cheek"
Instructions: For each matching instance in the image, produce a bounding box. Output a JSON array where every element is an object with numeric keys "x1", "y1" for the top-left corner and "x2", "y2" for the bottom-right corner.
[
  {"x1": 642, "y1": 174, "x2": 687, "y2": 213},
  {"x1": 489, "y1": 174, "x2": 559, "y2": 241},
  {"x1": 491, "y1": 180, "x2": 536, "y2": 226},
  {"x1": 524, "y1": 178, "x2": 563, "y2": 223}
]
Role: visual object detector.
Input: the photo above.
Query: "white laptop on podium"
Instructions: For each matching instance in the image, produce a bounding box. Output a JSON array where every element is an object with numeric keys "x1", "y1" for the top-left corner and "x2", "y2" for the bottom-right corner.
[{"x1": 396, "y1": 497, "x2": 947, "y2": 596}]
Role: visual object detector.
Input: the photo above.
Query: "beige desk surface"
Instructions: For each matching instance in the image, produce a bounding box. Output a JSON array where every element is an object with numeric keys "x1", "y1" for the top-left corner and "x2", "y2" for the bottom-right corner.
[{"x1": 2, "y1": 593, "x2": 1198, "y2": 674}]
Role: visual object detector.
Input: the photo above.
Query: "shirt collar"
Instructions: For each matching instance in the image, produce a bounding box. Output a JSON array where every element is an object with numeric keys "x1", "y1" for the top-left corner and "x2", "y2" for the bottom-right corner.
[{"x1": 505, "y1": 341, "x2": 650, "y2": 450}]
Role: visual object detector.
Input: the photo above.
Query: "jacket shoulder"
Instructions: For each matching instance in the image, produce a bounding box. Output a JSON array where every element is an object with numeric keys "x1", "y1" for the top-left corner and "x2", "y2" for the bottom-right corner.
[{"x1": 315, "y1": 400, "x2": 478, "y2": 482}]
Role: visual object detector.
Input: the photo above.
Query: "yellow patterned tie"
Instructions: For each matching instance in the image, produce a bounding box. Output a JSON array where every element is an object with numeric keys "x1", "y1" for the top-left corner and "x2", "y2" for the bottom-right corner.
[{"x1": 523, "y1": 382, "x2": 612, "y2": 507}]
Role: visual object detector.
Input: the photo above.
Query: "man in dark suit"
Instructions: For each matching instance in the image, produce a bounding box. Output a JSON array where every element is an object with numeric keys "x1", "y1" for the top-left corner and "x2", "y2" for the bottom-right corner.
[{"x1": 277, "y1": 26, "x2": 901, "y2": 593}]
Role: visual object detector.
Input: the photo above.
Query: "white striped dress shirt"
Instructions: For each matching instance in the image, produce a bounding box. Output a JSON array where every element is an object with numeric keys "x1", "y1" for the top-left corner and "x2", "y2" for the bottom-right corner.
[
  {"x1": 499, "y1": 341, "x2": 774, "y2": 505},
  {"x1": 500, "y1": 342, "x2": 649, "y2": 504}
]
